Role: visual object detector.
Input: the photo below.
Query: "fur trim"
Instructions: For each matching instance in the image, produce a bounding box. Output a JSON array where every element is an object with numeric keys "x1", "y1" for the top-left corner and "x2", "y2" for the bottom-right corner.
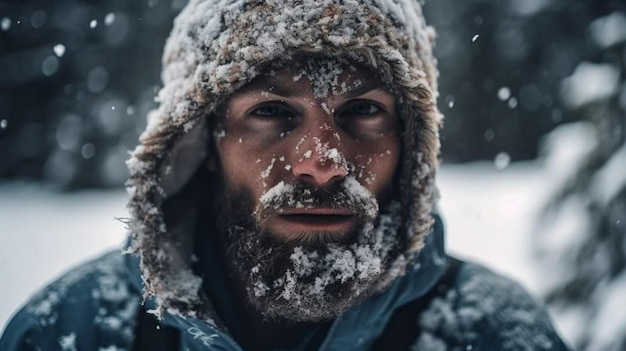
[{"x1": 126, "y1": 0, "x2": 442, "y2": 319}]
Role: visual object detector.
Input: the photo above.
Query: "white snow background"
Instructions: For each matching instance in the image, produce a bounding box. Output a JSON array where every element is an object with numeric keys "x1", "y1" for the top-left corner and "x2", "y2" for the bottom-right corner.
[{"x1": 0, "y1": 124, "x2": 586, "y2": 347}]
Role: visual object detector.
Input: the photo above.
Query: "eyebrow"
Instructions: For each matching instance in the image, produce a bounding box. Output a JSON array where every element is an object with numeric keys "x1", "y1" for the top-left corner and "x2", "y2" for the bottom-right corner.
[{"x1": 342, "y1": 82, "x2": 387, "y2": 99}]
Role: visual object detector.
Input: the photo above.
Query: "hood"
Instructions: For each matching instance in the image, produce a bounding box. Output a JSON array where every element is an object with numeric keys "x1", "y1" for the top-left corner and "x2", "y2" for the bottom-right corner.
[{"x1": 125, "y1": 0, "x2": 443, "y2": 319}]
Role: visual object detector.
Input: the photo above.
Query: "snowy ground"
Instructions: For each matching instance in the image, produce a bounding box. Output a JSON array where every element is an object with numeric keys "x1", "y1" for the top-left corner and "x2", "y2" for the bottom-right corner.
[{"x1": 0, "y1": 161, "x2": 572, "y2": 345}]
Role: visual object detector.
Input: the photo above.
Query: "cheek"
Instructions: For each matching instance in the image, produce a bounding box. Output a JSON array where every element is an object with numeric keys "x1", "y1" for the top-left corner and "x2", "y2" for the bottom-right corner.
[
  {"x1": 351, "y1": 139, "x2": 400, "y2": 189},
  {"x1": 216, "y1": 137, "x2": 289, "y2": 192},
  {"x1": 216, "y1": 139, "x2": 260, "y2": 188}
]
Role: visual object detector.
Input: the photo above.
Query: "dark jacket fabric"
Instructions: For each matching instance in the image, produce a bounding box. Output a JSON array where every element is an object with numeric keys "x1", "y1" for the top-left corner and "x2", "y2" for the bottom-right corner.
[{"x1": 1, "y1": 218, "x2": 570, "y2": 351}]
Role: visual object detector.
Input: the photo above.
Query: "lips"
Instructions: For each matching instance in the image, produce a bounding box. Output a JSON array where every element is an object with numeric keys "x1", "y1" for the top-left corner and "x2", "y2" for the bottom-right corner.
[
  {"x1": 278, "y1": 208, "x2": 354, "y2": 216},
  {"x1": 281, "y1": 213, "x2": 354, "y2": 225},
  {"x1": 273, "y1": 208, "x2": 356, "y2": 232}
]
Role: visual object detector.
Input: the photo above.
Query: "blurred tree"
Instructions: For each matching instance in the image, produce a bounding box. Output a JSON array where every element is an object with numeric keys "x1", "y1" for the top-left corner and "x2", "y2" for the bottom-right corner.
[
  {"x1": 423, "y1": 0, "x2": 595, "y2": 163},
  {"x1": 534, "y1": 1, "x2": 626, "y2": 350},
  {"x1": 0, "y1": 0, "x2": 186, "y2": 189}
]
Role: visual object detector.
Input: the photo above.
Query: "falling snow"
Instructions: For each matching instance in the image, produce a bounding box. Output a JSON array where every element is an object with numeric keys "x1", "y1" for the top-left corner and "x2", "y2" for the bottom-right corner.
[
  {"x1": 497, "y1": 87, "x2": 511, "y2": 101},
  {"x1": 53, "y1": 44, "x2": 66, "y2": 57},
  {"x1": 1, "y1": 17, "x2": 11, "y2": 31},
  {"x1": 494, "y1": 152, "x2": 511, "y2": 170},
  {"x1": 104, "y1": 13, "x2": 116, "y2": 26}
]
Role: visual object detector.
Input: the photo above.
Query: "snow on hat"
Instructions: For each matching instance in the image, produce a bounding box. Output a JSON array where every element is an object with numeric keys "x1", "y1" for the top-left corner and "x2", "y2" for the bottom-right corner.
[{"x1": 126, "y1": 0, "x2": 442, "y2": 318}]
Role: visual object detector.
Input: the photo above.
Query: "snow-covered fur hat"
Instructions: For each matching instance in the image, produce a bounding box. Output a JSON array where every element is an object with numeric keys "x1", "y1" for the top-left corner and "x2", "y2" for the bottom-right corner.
[{"x1": 126, "y1": 0, "x2": 442, "y2": 318}]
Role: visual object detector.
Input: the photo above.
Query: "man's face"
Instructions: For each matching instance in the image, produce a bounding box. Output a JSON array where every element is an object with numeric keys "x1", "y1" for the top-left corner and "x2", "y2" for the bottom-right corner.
[
  {"x1": 210, "y1": 58, "x2": 402, "y2": 321},
  {"x1": 215, "y1": 59, "x2": 400, "y2": 238}
]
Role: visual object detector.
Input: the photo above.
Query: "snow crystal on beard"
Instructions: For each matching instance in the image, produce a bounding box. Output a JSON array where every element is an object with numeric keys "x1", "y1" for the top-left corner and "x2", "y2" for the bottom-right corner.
[
  {"x1": 222, "y1": 178, "x2": 403, "y2": 322},
  {"x1": 257, "y1": 176, "x2": 379, "y2": 224}
]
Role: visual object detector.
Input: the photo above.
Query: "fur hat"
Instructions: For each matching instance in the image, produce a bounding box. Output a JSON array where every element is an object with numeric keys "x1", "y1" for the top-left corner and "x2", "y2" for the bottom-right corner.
[{"x1": 126, "y1": 0, "x2": 442, "y2": 318}]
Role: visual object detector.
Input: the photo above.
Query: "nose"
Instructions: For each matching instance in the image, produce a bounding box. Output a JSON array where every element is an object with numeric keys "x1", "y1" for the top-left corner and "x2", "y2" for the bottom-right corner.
[{"x1": 291, "y1": 126, "x2": 349, "y2": 188}]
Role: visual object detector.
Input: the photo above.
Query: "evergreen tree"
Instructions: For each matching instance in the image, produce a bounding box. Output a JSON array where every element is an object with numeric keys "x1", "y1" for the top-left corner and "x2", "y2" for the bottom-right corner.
[{"x1": 535, "y1": 5, "x2": 626, "y2": 350}]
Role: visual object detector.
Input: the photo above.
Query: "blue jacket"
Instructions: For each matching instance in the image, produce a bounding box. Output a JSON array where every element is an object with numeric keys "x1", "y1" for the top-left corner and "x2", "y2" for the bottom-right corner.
[{"x1": 1, "y1": 219, "x2": 570, "y2": 351}]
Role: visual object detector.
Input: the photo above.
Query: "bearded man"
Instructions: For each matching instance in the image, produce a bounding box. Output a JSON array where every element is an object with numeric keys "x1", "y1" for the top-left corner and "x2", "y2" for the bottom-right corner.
[{"x1": 1, "y1": 0, "x2": 570, "y2": 350}]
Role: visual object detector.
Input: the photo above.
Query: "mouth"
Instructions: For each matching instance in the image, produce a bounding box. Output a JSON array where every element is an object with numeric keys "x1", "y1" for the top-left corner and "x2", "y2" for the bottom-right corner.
[
  {"x1": 281, "y1": 213, "x2": 354, "y2": 225},
  {"x1": 273, "y1": 208, "x2": 357, "y2": 233}
]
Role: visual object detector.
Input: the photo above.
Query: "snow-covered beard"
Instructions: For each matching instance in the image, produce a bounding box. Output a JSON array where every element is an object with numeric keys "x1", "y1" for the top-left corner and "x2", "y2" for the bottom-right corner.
[{"x1": 217, "y1": 177, "x2": 404, "y2": 322}]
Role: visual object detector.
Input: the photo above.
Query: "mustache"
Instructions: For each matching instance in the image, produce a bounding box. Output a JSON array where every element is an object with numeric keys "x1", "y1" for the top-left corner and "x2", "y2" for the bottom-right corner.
[{"x1": 254, "y1": 177, "x2": 379, "y2": 224}]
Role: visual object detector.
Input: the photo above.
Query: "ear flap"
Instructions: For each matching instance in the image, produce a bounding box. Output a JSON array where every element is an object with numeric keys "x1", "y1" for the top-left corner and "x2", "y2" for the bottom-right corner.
[{"x1": 159, "y1": 119, "x2": 209, "y2": 197}]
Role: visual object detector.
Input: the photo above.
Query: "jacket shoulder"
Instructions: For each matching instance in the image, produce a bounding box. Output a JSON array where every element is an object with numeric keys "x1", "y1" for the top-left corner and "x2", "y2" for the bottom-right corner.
[
  {"x1": 0, "y1": 251, "x2": 141, "y2": 351},
  {"x1": 412, "y1": 260, "x2": 570, "y2": 351}
]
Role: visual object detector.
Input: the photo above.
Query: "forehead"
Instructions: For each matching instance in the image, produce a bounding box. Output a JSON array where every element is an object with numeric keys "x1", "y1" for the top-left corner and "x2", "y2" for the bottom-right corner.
[{"x1": 238, "y1": 57, "x2": 385, "y2": 99}]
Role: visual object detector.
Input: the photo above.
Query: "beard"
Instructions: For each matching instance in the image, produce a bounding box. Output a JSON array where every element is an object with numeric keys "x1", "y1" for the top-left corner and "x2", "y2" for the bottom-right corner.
[{"x1": 217, "y1": 176, "x2": 404, "y2": 322}]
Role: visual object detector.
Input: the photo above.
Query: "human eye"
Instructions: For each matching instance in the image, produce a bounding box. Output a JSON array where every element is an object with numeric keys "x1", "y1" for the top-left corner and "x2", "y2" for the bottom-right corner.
[
  {"x1": 343, "y1": 101, "x2": 381, "y2": 116},
  {"x1": 249, "y1": 104, "x2": 293, "y2": 119},
  {"x1": 337, "y1": 100, "x2": 395, "y2": 137},
  {"x1": 246, "y1": 102, "x2": 299, "y2": 134}
]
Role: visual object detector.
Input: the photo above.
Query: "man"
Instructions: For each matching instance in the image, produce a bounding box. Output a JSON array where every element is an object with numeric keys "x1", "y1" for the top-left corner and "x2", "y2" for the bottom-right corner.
[{"x1": 1, "y1": 0, "x2": 570, "y2": 350}]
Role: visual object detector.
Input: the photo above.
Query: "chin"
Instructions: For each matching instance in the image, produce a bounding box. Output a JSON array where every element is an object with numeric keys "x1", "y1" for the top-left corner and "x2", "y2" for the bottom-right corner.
[
  {"x1": 246, "y1": 272, "x2": 379, "y2": 322},
  {"x1": 242, "y1": 240, "x2": 382, "y2": 322},
  {"x1": 230, "y1": 216, "x2": 399, "y2": 322}
]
